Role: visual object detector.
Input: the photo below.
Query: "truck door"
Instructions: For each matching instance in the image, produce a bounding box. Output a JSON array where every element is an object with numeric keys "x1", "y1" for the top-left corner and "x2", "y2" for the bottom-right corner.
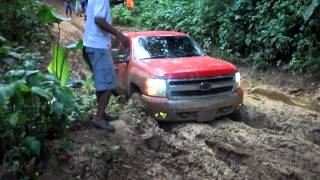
[{"x1": 111, "y1": 39, "x2": 130, "y2": 94}]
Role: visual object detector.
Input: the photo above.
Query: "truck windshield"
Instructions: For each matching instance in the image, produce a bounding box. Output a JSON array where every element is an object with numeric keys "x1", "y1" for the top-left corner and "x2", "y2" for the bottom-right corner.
[{"x1": 133, "y1": 36, "x2": 205, "y2": 60}]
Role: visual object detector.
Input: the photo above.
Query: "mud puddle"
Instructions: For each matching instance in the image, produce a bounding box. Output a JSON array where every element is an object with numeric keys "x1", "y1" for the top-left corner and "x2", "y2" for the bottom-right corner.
[{"x1": 242, "y1": 80, "x2": 320, "y2": 113}]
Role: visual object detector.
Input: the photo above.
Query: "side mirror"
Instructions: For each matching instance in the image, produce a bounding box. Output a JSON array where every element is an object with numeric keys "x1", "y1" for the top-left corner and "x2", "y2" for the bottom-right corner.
[
  {"x1": 117, "y1": 54, "x2": 130, "y2": 64},
  {"x1": 111, "y1": 48, "x2": 130, "y2": 64}
]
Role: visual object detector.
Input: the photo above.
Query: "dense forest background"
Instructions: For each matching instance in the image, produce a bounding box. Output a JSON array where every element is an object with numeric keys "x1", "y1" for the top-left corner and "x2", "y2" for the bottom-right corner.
[
  {"x1": 1, "y1": 0, "x2": 319, "y2": 72},
  {"x1": 112, "y1": 0, "x2": 320, "y2": 73}
]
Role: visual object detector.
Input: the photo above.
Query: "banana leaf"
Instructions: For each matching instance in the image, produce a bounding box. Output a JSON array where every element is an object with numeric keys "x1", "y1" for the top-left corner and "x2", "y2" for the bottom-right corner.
[{"x1": 47, "y1": 44, "x2": 70, "y2": 86}]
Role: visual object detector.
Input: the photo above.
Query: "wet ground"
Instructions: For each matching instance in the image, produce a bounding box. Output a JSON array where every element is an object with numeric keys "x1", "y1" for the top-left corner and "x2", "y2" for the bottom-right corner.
[
  {"x1": 39, "y1": 86, "x2": 320, "y2": 180},
  {"x1": 40, "y1": 1, "x2": 320, "y2": 179}
]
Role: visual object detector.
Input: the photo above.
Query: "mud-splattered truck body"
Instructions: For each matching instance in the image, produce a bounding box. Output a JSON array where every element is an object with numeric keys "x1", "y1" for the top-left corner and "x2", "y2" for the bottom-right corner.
[{"x1": 112, "y1": 31, "x2": 243, "y2": 122}]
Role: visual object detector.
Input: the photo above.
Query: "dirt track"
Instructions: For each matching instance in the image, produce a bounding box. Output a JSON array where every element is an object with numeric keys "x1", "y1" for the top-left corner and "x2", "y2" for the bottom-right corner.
[
  {"x1": 40, "y1": 91, "x2": 320, "y2": 180},
  {"x1": 40, "y1": 1, "x2": 320, "y2": 179}
]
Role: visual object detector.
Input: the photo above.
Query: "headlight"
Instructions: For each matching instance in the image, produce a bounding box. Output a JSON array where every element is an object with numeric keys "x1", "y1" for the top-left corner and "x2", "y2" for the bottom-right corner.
[
  {"x1": 235, "y1": 72, "x2": 241, "y2": 88},
  {"x1": 145, "y1": 79, "x2": 166, "y2": 97}
]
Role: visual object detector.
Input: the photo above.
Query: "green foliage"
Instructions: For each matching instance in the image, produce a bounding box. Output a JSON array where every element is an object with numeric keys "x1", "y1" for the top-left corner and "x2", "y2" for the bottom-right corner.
[
  {"x1": 112, "y1": 4, "x2": 137, "y2": 25},
  {"x1": 0, "y1": 3, "x2": 82, "y2": 177},
  {"x1": 0, "y1": 52, "x2": 77, "y2": 176},
  {"x1": 0, "y1": 0, "x2": 51, "y2": 49},
  {"x1": 41, "y1": 5, "x2": 82, "y2": 86},
  {"x1": 37, "y1": 4, "x2": 70, "y2": 24},
  {"x1": 219, "y1": 0, "x2": 320, "y2": 72},
  {"x1": 48, "y1": 44, "x2": 70, "y2": 86},
  {"x1": 134, "y1": 0, "x2": 320, "y2": 73},
  {"x1": 138, "y1": 0, "x2": 232, "y2": 48},
  {"x1": 73, "y1": 76, "x2": 97, "y2": 117}
]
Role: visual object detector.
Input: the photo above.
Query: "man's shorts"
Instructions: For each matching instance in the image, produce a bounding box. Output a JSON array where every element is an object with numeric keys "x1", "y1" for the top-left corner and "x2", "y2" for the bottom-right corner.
[{"x1": 84, "y1": 47, "x2": 117, "y2": 92}]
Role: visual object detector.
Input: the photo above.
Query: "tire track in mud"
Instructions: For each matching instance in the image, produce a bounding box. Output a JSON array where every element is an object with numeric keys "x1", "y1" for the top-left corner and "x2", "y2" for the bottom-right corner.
[
  {"x1": 159, "y1": 119, "x2": 320, "y2": 180},
  {"x1": 241, "y1": 87, "x2": 320, "y2": 146},
  {"x1": 155, "y1": 83, "x2": 320, "y2": 179},
  {"x1": 118, "y1": 93, "x2": 320, "y2": 180}
]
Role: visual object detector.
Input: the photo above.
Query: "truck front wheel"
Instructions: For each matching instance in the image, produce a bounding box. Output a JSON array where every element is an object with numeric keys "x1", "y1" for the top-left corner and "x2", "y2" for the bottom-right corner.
[
  {"x1": 229, "y1": 108, "x2": 243, "y2": 121},
  {"x1": 130, "y1": 92, "x2": 145, "y2": 109}
]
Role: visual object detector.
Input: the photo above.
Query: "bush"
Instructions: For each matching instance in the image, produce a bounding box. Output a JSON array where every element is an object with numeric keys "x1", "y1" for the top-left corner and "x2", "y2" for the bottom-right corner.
[
  {"x1": 0, "y1": 0, "x2": 51, "y2": 49},
  {"x1": 0, "y1": 4, "x2": 80, "y2": 178},
  {"x1": 219, "y1": 0, "x2": 320, "y2": 72},
  {"x1": 112, "y1": 4, "x2": 137, "y2": 25},
  {"x1": 139, "y1": 0, "x2": 231, "y2": 48},
  {"x1": 0, "y1": 47, "x2": 77, "y2": 177},
  {"x1": 135, "y1": 0, "x2": 320, "y2": 73}
]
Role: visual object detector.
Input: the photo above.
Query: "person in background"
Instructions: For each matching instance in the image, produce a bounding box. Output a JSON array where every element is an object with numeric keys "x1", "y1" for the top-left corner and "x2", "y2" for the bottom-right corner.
[
  {"x1": 64, "y1": 0, "x2": 72, "y2": 17},
  {"x1": 75, "y1": 0, "x2": 82, "y2": 17},
  {"x1": 82, "y1": 0, "x2": 129, "y2": 131},
  {"x1": 126, "y1": 0, "x2": 134, "y2": 9}
]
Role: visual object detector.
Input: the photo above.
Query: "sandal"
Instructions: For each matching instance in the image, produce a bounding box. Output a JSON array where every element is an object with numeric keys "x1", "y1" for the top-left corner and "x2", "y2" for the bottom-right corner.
[{"x1": 92, "y1": 120, "x2": 115, "y2": 132}]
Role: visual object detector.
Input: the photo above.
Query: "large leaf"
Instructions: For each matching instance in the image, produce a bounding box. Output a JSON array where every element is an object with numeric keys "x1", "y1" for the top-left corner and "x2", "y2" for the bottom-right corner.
[
  {"x1": 52, "y1": 100, "x2": 64, "y2": 117},
  {"x1": 31, "y1": 87, "x2": 50, "y2": 99},
  {"x1": 65, "y1": 40, "x2": 83, "y2": 52},
  {"x1": 0, "y1": 35, "x2": 7, "y2": 43},
  {"x1": 0, "y1": 83, "x2": 16, "y2": 101},
  {"x1": 0, "y1": 47, "x2": 8, "y2": 56},
  {"x1": 53, "y1": 87, "x2": 75, "y2": 109},
  {"x1": 24, "y1": 137, "x2": 41, "y2": 155},
  {"x1": 30, "y1": 140, "x2": 41, "y2": 155},
  {"x1": 304, "y1": 0, "x2": 320, "y2": 22},
  {"x1": 8, "y1": 51, "x2": 22, "y2": 60},
  {"x1": 8, "y1": 112, "x2": 19, "y2": 127},
  {"x1": 16, "y1": 83, "x2": 30, "y2": 92},
  {"x1": 0, "y1": 35, "x2": 11, "y2": 46},
  {"x1": 25, "y1": 70, "x2": 40, "y2": 77},
  {"x1": 47, "y1": 44, "x2": 70, "y2": 86},
  {"x1": 44, "y1": 74, "x2": 59, "y2": 82},
  {"x1": 11, "y1": 90, "x2": 24, "y2": 110},
  {"x1": 5, "y1": 69, "x2": 25, "y2": 78},
  {"x1": 37, "y1": 5, "x2": 70, "y2": 24}
]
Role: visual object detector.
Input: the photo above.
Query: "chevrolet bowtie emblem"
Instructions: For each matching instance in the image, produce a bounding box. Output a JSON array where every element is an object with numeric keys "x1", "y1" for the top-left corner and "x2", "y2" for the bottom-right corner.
[{"x1": 199, "y1": 82, "x2": 211, "y2": 91}]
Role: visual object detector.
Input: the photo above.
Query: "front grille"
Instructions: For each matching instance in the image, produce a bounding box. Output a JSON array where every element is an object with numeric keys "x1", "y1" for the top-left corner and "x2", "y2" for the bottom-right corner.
[
  {"x1": 169, "y1": 76, "x2": 233, "y2": 85},
  {"x1": 168, "y1": 75, "x2": 235, "y2": 98}
]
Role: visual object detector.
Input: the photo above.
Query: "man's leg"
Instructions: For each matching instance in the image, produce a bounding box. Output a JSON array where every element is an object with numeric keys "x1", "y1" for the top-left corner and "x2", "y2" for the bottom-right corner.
[
  {"x1": 96, "y1": 90, "x2": 112, "y2": 121},
  {"x1": 84, "y1": 47, "x2": 116, "y2": 131}
]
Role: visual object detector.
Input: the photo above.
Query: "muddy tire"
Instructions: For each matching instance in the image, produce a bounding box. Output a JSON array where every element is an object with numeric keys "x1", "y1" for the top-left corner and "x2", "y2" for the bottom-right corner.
[
  {"x1": 130, "y1": 92, "x2": 145, "y2": 109},
  {"x1": 229, "y1": 108, "x2": 242, "y2": 121}
]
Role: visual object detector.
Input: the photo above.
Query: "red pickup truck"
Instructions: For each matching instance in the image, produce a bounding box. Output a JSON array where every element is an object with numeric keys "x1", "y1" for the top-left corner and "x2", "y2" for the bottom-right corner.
[{"x1": 112, "y1": 31, "x2": 243, "y2": 122}]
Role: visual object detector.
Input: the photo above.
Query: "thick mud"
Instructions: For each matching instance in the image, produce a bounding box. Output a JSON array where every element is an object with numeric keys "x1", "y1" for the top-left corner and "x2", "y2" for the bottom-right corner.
[
  {"x1": 39, "y1": 1, "x2": 320, "y2": 179},
  {"x1": 40, "y1": 91, "x2": 320, "y2": 180}
]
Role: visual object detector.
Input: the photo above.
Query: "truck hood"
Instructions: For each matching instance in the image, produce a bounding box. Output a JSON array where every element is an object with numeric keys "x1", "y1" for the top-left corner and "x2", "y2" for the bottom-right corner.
[{"x1": 136, "y1": 56, "x2": 237, "y2": 79}]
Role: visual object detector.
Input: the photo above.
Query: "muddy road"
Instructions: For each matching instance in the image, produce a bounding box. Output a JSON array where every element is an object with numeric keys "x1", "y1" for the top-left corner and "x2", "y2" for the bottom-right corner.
[
  {"x1": 40, "y1": 1, "x2": 320, "y2": 179},
  {"x1": 40, "y1": 88, "x2": 320, "y2": 180}
]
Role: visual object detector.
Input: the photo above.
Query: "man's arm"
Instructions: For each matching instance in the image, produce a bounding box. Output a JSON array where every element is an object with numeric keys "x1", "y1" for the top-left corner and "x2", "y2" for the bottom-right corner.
[{"x1": 95, "y1": 18, "x2": 129, "y2": 47}]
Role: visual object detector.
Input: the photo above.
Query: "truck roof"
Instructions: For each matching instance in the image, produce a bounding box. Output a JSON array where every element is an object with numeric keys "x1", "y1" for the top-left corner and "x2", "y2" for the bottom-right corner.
[{"x1": 124, "y1": 31, "x2": 189, "y2": 38}]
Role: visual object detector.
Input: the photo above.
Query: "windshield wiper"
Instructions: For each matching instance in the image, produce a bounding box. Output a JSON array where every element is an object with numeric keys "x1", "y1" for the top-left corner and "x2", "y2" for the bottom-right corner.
[
  {"x1": 152, "y1": 55, "x2": 176, "y2": 59},
  {"x1": 140, "y1": 55, "x2": 176, "y2": 60},
  {"x1": 179, "y1": 54, "x2": 201, "y2": 57}
]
